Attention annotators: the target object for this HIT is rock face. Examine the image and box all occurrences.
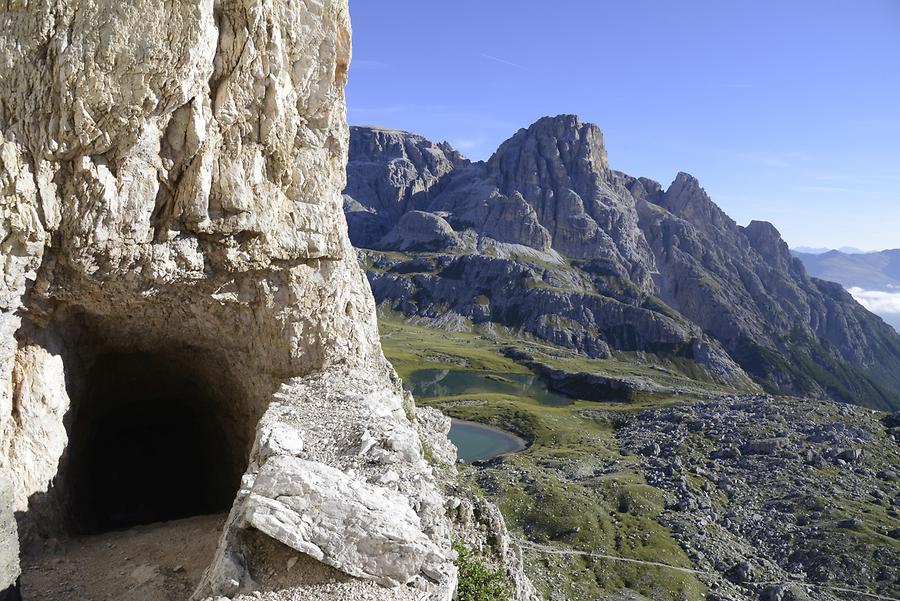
[0,475,18,597]
[344,117,900,410]
[344,126,466,248]
[634,172,900,409]
[379,210,461,252]
[0,2,532,600]
[486,115,654,287]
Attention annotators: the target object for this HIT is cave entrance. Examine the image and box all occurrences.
[66,351,245,534]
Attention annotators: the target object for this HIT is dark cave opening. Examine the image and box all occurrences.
[66,351,243,533]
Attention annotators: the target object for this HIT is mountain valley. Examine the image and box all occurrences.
[342,117,900,599]
[375,313,900,601]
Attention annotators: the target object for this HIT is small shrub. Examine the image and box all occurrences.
[454,542,509,601]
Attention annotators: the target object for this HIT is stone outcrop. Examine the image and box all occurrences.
[0,1,530,600]
[345,126,466,248]
[344,118,900,409]
[196,375,455,599]
[379,210,461,252]
[486,116,655,287]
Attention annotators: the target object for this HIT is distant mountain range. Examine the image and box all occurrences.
[344,115,900,410]
[791,249,900,290]
[793,246,868,255]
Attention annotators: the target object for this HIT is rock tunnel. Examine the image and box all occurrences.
[10,308,263,539]
[10,307,268,597]
[64,351,245,533]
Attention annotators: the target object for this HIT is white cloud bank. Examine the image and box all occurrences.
[848,287,900,315]
[848,288,900,331]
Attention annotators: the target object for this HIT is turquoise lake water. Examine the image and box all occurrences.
[406,369,572,406]
[448,419,526,462]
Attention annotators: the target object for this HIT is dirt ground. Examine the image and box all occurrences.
[19,513,226,601]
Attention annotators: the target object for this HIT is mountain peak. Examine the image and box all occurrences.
[743,220,796,272]
[529,113,587,130]
[348,125,467,166]
[672,171,701,187]
[343,120,900,410]
[487,114,609,200]
[659,172,732,229]
[745,219,781,238]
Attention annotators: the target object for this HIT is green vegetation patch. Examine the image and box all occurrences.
[382,316,711,600]
[454,542,510,601]
[377,314,528,380]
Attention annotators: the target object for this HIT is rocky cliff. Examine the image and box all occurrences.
[344,116,900,410]
[0,1,531,600]
[0,475,18,598]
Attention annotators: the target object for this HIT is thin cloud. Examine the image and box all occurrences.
[349,104,462,116]
[717,83,756,89]
[803,170,900,184]
[736,150,814,169]
[480,53,525,69]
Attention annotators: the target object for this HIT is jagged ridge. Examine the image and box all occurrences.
[343,115,900,410]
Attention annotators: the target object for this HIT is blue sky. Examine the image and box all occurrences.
[347,1,900,251]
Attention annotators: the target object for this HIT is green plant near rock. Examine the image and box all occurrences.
[453,542,510,601]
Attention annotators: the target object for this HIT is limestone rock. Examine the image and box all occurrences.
[640,171,900,408]
[0,1,531,599]
[487,115,654,284]
[245,456,445,586]
[0,474,19,593]
[415,407,458,467]
[345,126,465,247]
[195,373,456,599]
[445,486,539,601]
[344,122,754,388]
[1,0,368,512]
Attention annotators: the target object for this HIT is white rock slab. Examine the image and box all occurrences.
[244,455,445,587]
